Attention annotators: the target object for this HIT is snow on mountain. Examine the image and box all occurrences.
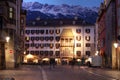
[22,2,99,24]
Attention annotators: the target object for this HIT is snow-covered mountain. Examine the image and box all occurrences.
[22,2,99,24]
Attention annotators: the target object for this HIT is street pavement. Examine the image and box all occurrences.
[0,65,119,80]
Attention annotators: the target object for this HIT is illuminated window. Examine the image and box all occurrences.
[40,44,44,48]
[9,7,13,18]
[49,30,54,34]
[50,44,53,48]
[76,36,81,41]
[56,43,60,49]
[25,36,30,42]
[85,36,90,41]
[56,29,60,34]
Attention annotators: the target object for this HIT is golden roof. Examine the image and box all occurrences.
[60,29,74,37]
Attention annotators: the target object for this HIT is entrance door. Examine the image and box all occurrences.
[0,43,6,69]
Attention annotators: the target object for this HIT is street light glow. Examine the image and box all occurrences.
[6,36,10,42]
[114,42,118,48]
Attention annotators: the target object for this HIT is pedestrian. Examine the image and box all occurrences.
[77,61,81,68]
[49,58,55,69]
[71,58,75,68]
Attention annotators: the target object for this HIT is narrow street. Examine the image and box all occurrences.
[0,65,119,80]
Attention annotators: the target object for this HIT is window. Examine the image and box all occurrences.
[50,44,54,48]
[9,7,14,18]
[40,44,44,48]
[76,43,81,47]
[86,43,90,47]
[40,37,44,41]
[85,36,90,41]
[25,30,30,34]
[86,51,91,56]
[31,43,34,47]
[44,51,48,56]
[76,29,81,34]
[49,51,53,56]
[45,37,49,41]
[31,30,35,34]
[50,36,54,41]
[56,29,60,34]
[76,36,81,41]
[41,30,44,34]
[35,44,39,48]
[46,30,48,34]
[25,36,30,42]
[85,29,90,33]
[40,51,44,55]
[49,30,54,34]
[56,36,60,42]
[36,37,39,41]
[31,37,35,41]
[36,30,39,34]
[55,51,60,56]
[25,44,29,48]
[76,51,81,57]
[21,18,24,24]
[56,43,60,49]
[35,51,39,55]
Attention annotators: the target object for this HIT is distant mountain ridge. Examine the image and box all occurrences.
[22,2,99,25]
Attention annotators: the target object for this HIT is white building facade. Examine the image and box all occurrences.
[24,20,96,64]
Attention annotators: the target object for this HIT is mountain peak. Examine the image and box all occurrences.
[22,2,99,25]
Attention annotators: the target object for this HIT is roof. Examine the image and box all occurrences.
[26,18,94,27]
[60,29,74,37]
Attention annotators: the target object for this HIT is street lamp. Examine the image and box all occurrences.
[114,42,118,48]
[6,36,10,42]
[113,42,120,70]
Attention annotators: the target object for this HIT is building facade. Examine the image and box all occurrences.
[0,0,25,69]
[24,19,96,64]
[97,0,120,69]
[97,2,106,67]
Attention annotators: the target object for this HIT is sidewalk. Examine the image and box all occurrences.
[85,66,120,80]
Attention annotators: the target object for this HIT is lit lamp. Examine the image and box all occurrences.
[6,36,10,42]
[26,53,33,59]
[114,42,118,48]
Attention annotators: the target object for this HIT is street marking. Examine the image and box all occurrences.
[41,69,48,80]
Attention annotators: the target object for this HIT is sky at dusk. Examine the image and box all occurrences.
[23,0,103,7]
